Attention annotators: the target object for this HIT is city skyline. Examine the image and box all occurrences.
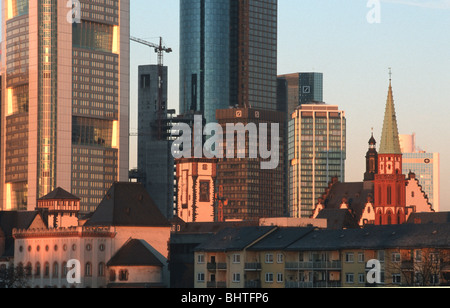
[129,0,450,211]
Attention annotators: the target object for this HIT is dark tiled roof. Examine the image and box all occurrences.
[248,227,314,251]
[0,211,41,258]
[320,182,373,222]
[286,223,450,251]
[107,239,163,267]
[195,226,276,252]
[316,209,360,230]
[84,182,171,228]
[407,212,450,224]
[39,187,80,201]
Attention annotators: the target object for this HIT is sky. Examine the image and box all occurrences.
[130,0,450,210]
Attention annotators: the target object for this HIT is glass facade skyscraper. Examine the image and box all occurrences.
[399,134,440,212]
[289,104,346,218]
[278,72,324,118]
[179,0,278,124]
[1,0,130,213]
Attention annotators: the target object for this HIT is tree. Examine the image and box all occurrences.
[0,263,29,288]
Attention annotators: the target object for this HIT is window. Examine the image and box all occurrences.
[44,262,50,278]
[85,262,92,277]
[98,263,105,277]
[265,254,274,264]
[358,252,365,263]
[346,273,354,284]
[392,274,401,284]
[53,262,59,278]
[197,254,205,264]
[345,253,354,263]
[277,254,284,264]
[232,273,241,283]
[277,273,284,283]
[233,254,241,264]
[119,270,129,281]
[197,272,205,282]
[265,273,274,283]
[358,273,365,284]
[392,253,401,262]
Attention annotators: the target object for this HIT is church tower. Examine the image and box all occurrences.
[364,133,378,182]
[374,71,406,225]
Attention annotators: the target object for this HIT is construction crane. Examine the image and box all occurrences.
[130,36,173,140]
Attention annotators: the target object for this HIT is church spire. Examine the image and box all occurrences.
[379,68,402,155]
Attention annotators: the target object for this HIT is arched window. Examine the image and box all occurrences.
[85,262,92,277]
[98,262,105,277]
[44,262,50,278]
[53,262,59,278]
[62,262,68,277]
[387,210,393,225]
[35,262,41,278]
[25,263,32,277]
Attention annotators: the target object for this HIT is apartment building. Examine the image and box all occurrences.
[194,223,450,288]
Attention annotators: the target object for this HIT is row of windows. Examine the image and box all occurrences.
[16,261,105,279]
[19,243,105,253]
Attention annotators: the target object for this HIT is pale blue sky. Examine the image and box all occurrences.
[130,0,450,210]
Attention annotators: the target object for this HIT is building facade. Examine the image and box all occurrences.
[0,0,130,213]
[288,103,346,218]
[179,0,278,124]
[399,134,440,212]
[278,72,324,117]
[215,107,286,221]
[175,157,217,223]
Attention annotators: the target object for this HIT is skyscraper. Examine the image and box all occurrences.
[136,65,174,219]
[215,107,285,221]
[179,0,278,124]
[1,0,130,213]
[278,72,324,117]
[399,134,440,212]
[289,103,346,218]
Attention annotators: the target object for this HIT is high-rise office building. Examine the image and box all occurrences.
[215,107,285,221]
[179,0,278,124]
[289,103,346,218]
[136,65,175,219]
[399,134,440,212]
[278,72,324,117]
[0,0,130,213]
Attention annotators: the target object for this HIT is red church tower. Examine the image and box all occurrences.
[374,71,406,225]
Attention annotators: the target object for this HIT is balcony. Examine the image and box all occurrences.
[207,263,227,272]
[207,281,227,288]
[286,281,342,288]
[245,280,262,288]
[285,261,342,271]
[245,263,262,271]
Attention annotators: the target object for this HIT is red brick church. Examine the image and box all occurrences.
[313,73,433,227]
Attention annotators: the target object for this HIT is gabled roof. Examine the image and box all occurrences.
[39,187,80,201]
[84,182,171,228]
[0,211,43,258]
[194,226,276,252]
[319,181,373,224]
[107,239,163,267]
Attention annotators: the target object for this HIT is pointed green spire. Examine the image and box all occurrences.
[379,70,402,155]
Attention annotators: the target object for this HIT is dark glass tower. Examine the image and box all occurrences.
[180,0,278,124]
